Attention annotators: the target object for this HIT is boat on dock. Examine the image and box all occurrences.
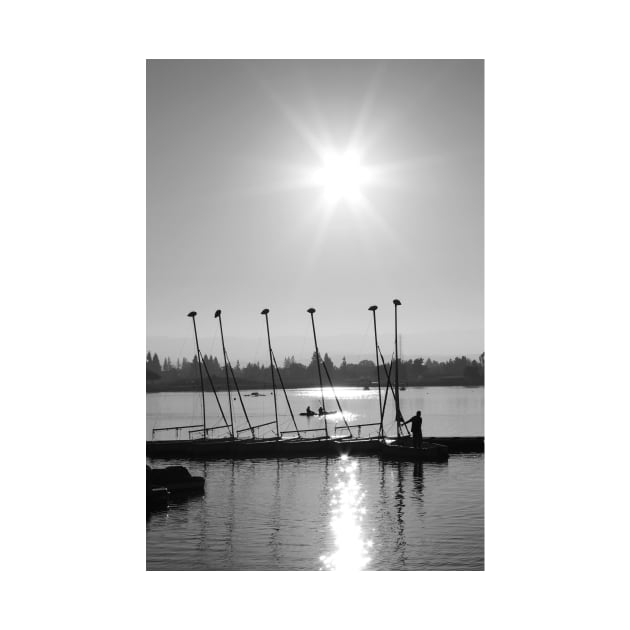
[151,309,302,444]
[368,300,449,462]
[146,435,450,461]
[380,441,449,462]
[394,435,484,453]
[148,435,382,459]
[147,301,460,464]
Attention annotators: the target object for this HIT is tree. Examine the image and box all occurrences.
[356,359,375,380]
[151,352,161,374]
[181,357,190,377]
[146,351,160,380]
[464,364,482,384]
[338,356,348,379]
[207,355,222,375]
[323,353,335,373]
[307,351,319,377]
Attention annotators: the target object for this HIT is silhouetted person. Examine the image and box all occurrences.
[404,411,423,449]
[318,406,324,416]
[306,406,313,415]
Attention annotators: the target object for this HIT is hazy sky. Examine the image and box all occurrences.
[147,60,483,365]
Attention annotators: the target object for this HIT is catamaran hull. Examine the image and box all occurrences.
[380,442,449,462]
[146,437,381,459]
[146,437,448,461]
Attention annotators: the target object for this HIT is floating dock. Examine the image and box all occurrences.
[153,306,484,466]
[146,436,483,462]
[394,436,484,453]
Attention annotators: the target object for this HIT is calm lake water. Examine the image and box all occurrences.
[146,386,484,571]
[147,386,484,440]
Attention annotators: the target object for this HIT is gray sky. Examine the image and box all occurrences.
[147,60,483,365]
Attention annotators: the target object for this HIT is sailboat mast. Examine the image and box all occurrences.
[393,299,402,437]
[368,305,384,437]
[261,309,279,438]
[187,311,207,439]
[307,307,328,439]
[214,309,234,438]
[199,354,231,435]
[270,349,301,437]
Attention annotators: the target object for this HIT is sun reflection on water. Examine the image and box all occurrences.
[320,455,372,570]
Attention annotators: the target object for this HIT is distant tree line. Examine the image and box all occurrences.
[146,350,484,391]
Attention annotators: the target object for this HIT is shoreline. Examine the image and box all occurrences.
[147,379,484,393]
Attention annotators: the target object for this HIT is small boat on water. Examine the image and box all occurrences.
[147,465,205,494]
[299,409,337,416]
[147,484,169,510]
[146,465,204,513]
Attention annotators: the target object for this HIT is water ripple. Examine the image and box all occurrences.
[147,454,484,570]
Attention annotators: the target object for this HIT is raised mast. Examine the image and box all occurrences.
[368,305,384,438]
[393,299,402,437]
[307,307,329,439]
[214,309,234,438]
[261,308,279,439]
[187,311,206,439]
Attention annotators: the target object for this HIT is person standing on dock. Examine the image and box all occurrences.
[405,411,423,449]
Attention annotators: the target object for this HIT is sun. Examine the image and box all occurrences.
[314,149,368,205]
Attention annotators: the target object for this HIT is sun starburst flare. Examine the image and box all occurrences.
[313,149,369,205]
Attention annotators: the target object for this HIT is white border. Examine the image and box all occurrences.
[3,2,629,628]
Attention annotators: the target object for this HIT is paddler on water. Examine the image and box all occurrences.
[404,410,423,449]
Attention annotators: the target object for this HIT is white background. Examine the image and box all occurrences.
[2,1,628,629]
